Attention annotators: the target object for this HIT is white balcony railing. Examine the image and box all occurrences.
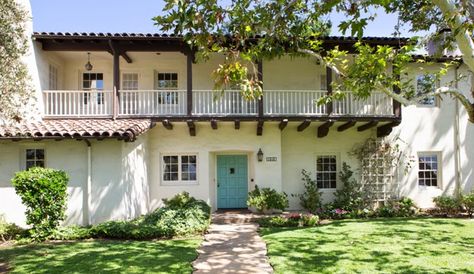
[193,90,258,115]
[42,89,394,118]
[333,92,393,116]
[119,90,187,116]
[43,90,113,117]
[264,90,327,115]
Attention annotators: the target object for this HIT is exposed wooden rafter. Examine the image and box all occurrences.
[211,119,218,130]
[357,121,379,132]
[297,119,311,132]
[317,121,334,138]
[234,120,240,130]
[187,120,196,136]
[121,52,132,63]
[257,120,264,136]
[279,119,288,131]
[376,121,401,137]
[337,120,356,132]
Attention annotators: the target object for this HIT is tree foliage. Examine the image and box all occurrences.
[155,0,474,122]
[0,0,34,124]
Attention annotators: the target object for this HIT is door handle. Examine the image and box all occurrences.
[217,182,220,187]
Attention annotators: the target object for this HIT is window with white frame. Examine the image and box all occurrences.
[416,74,438,106]
[122,73,139,90]
[49,64,58,90]
[316,155,337,189]
[162,154,197,183]
[418,153,439,187]
[156,72,178,104]
[82,72,104,104]
[25,149,45,169]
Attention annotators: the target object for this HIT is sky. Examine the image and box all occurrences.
[30,0,418,38]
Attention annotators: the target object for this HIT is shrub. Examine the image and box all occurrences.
[92,192,211,240]
[461,193,474,217]
[11,167,69,241]
[433,196,461,216]
[0,215,24,242]
[333,163,365,212]
[257,213,319,227]
[294,170,322,214]
[375,197,417,218]
[49,225,93,240]
[247,185,288,212]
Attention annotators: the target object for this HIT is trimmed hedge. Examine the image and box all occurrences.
[257,213,319,227]
[11,167,69,241]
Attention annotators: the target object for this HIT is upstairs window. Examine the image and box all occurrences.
[418,153,439,187]
[122,73,139,90]
[316,155,337,189]
[82,73,104,104]
[26,149,45,169]
[49,64,58,90]
[416,74,438,106]
[156,73,178,104]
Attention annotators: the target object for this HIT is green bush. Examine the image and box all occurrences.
[461,192,474,217]
[11,167,69,241]
[92,192,211,240]
[257,213,319,227]
[433,196,461,216]
[334,163,365,212]
[48,225,93,240]
[247,185,288,212]
[375,197,417,218]
[293,170,322,214]
[0,215,24,242]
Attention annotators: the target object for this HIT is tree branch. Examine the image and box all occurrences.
[297,48,346,77]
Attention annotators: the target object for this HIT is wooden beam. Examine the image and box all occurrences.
[186,51,193,116]
[317,121,334,138]
[297,119,311,132]
[121,52,132,63]
[211,119,218,130]
[257,61,263,119]
[376,121,401,138]
[357,121,379,132]
[162,119,173,130]
[337,120,356,132]
[392,65,402,119]
[109,40,120,119]
[187,120,196,136]
[279,119,288,131]
[257,120,264,136]
[234,120,240,130]
[326,66,333,115]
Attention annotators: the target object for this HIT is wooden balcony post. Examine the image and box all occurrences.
[326,66,333,115]
[186,50,193,116]
[258,60,263,118]
[109,40,120,119]
[393,65,402,118]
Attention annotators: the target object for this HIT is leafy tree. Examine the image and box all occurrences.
[155,0,474,122]
[0,0,34,124]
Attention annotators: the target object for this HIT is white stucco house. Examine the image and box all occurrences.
[1,1,473,226]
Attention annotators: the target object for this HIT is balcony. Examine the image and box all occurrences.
[43,89,395,118]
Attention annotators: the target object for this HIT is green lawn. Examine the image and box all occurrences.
[0,238,201,274]
[260,218,474,274]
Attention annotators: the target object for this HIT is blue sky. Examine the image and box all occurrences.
[30,0,416,37]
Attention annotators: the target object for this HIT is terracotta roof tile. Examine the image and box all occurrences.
[0,119,154,142]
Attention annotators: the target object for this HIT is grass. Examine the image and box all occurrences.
[0,237,202,274]
[260,218,474,274]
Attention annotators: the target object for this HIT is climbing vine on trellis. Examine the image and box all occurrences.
[350,138,413,203]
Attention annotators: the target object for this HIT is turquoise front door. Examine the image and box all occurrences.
[217,155,248,209]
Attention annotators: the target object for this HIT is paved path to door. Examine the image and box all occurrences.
[192,211,273,274]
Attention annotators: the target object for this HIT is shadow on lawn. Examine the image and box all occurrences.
[260,218,474,274]
[0,239,199,274]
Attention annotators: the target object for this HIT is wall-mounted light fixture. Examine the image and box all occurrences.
[85,52,93,71]
[257,148,264,162]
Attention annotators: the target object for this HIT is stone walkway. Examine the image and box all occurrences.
[192,211,273,273]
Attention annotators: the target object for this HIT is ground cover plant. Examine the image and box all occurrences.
[0,238,201,274]
[247,186,288,213]
[260,218,474,274]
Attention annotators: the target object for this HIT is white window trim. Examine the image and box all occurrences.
[314,152,340,191]
[20,146,46,170]
[415,74,440,108]
[417,151,442,189]
[121,72,140,90]
[49,64,58,90]
[160,153,199,186]
[155,71,179,90]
